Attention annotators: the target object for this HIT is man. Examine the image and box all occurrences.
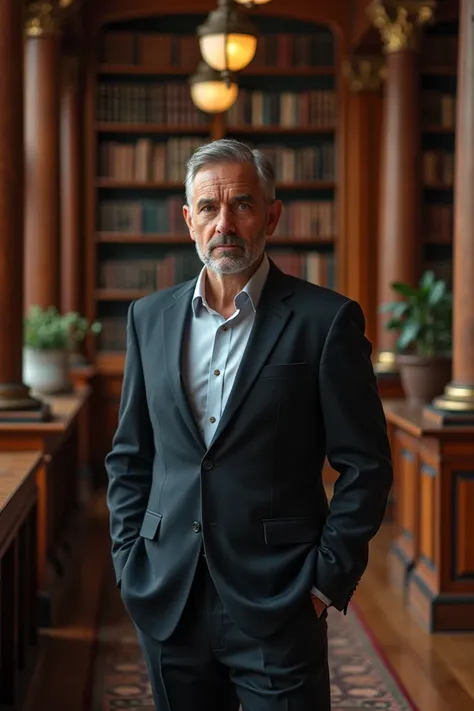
[106,138,393,711]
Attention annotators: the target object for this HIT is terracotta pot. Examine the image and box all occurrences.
[397,353,452,407]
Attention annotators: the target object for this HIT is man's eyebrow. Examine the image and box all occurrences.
[230,193,255,203]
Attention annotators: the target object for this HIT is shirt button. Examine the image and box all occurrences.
[209,416,216,423]
[214,369,220,376]
[192,521,201,533]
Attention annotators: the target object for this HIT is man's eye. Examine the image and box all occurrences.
[238,203,250,210]
[202,205,214,212]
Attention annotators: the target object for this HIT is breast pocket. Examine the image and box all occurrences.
[259,362,311,379]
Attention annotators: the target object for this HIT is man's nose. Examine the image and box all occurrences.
[216,206,236,234]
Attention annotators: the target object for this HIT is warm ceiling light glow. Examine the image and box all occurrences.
[200,33,257,73]
[234,0,273,5]
[189,62,239,114]
[197,0,258,73]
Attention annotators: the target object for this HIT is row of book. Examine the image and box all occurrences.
[99,253,202,291]
[100,31,335,69]
[98,199,336,238]
[99,198,187,234]
[422,92,456,129]
[424,204,452,244]
[97,137,336,183]
[255,143,335,182]
[98,137,206,182]
[226,90,336,128]
[97,83,209,125]
[423,151,454,187]
[98,249,335,293]
[272,201,336,239]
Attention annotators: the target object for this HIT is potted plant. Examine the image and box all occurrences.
[23,306,101,395]
[66,311,102,367]
[379,270,453,406]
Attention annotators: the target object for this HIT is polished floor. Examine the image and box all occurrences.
[22,494,474,711]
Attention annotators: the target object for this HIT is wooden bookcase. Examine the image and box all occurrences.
[420,19,458,287]
[84,11,342,482]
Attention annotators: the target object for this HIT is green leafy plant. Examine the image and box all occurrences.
[24,306,102,350]
[379,271,452,357]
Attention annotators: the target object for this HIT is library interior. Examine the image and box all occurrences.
[1,0,474,708]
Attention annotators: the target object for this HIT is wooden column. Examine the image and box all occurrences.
[25,1,61,311]
[0,0,42,412]
[342,56,385,348]
[368,0,433,379]
[431,0,474,419]
[60,55,82,316]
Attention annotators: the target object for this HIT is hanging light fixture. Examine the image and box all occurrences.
[189,61,239,114]
[197,0,258,75]
[234,0,272,5]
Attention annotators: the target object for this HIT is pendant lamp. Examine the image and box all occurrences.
[189,61,239,114]
[197,0,258,74]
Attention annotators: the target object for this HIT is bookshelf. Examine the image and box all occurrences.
[86,12,340,371]
[421,19,458,288]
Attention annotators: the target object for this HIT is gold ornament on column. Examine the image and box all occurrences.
[25,1,61,37]
[342,56,387,93]
[367,0,436,52]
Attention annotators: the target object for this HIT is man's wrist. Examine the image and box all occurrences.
[310,586,331,607]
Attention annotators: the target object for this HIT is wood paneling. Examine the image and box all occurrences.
[0,451,42,709]
[385,400,474,632]
[0,392,90,627]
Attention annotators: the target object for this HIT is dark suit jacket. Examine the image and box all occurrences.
[105,259,393,642]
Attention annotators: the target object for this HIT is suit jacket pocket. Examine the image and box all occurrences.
[140,510,162,540]
[259,362,311,379]
[262,517,319,544]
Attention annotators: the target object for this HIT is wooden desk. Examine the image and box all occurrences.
[0,391,90,627]
[384,400,474,632]
[0,452,42,709]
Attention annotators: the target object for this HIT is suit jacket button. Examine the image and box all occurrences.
[202,460,213,470]
[192,521,201,533]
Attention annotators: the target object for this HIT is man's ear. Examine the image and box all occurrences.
[266,199,283,237]
[182,204,195,241]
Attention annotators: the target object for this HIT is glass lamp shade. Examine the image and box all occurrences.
[189,62,239,114]
[197,0,259,73]
[199,32,257,73]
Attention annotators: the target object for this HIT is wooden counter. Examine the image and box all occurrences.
[384,400,474,632]
[0,391,90,626]
[0,451,42,709]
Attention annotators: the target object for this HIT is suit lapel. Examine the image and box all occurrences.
[162,280,205,450]
[209,262,293,449]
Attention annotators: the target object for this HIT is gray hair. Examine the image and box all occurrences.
[184,138,276,210]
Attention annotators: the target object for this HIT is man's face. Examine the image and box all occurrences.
[183,161,282,275]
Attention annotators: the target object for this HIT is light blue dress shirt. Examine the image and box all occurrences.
[181,253,331,608]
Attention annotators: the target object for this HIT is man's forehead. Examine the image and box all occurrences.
[193,164,261,197]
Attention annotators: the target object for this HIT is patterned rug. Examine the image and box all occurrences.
[91,564,416,711]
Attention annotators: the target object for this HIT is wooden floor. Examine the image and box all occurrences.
[22,493,474,711]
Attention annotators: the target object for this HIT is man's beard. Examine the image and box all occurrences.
[195,231,266,275]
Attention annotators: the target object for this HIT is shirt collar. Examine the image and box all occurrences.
[192,253,270,316]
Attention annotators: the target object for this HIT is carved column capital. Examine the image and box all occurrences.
[343,56,387,93]
[25,1,61,38]
[367,0,436,53]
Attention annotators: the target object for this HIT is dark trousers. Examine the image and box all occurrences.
[135,554,331,711]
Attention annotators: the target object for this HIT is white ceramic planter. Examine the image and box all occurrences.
[23,347,70,394]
